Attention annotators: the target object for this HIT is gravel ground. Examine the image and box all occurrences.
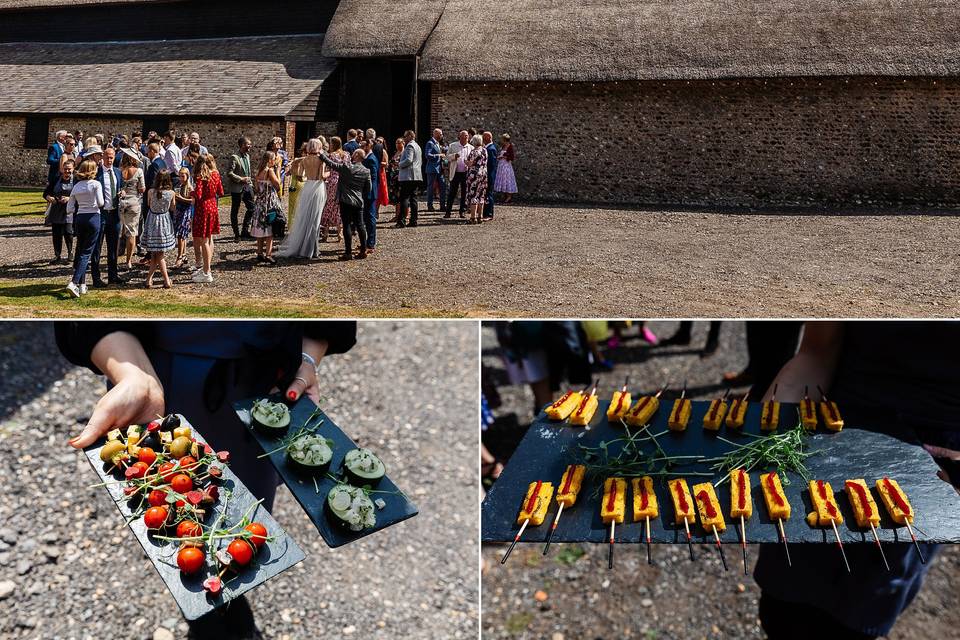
[0,321,478,640]
[480,321,960,640]
[1,204,958,317]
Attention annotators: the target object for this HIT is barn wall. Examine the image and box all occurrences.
[0,116,285,186]
[430,77,960,208]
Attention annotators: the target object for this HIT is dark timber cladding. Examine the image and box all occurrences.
[0,0,338,42]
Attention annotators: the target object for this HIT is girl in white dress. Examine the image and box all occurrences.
[278,137,329,259]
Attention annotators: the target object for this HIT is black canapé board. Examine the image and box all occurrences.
[481,399,960,545]
[233,395,418,548]
[83,415,306,621]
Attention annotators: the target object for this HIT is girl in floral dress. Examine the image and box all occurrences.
[142,170,176,289]
[320,137,348,242]
[172,166,194,269]
[494,134,518,203]
[251,151,284,264]
[465,134,488,224]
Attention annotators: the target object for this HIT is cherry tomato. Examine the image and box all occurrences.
[147,489,167,507]
[170,474,193,494]
[178,456,197,471]
[177,547,205,575]
[244,523,268,549]
[138,447,157,465]
[227,539,254,566]
[177,520,202,539]
[143,506,168,530]
[158,462,177,482]
[125,462,149,480]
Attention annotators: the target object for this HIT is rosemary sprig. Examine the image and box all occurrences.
[703,421,817,487]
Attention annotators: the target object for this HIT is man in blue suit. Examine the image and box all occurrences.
[424,128,447,212]
[361,141,380,253]
[93,147,123,286]
[342,129,359,154]
[46,130,67,186]
[482,131,498,220]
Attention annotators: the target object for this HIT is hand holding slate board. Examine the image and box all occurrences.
[481,399,960,546]
[82,415,305,621]
[233,394,418,547]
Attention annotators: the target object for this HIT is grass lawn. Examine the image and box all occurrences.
[0,187,45,218]
[0,278,465,318]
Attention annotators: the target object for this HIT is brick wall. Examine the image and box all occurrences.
[431,77,960,208]
[0,116,286,187]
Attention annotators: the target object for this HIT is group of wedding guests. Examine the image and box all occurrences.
[41,125,519,298]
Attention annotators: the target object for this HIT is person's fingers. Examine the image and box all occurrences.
[70,402,116,449]
[923,444,960,460]
[285,376,308,402]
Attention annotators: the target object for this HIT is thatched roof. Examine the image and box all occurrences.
[321,0,447,58]
[0,35,336,118]
[419,0,960,81]
[0,0,173,9]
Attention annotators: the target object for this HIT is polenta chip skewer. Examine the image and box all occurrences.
[542,464,585,556]
[809,480,850,573]
[800,386,818,431]
[632,476,659,565]
[703,388,730,431]
[724,391,749,430]
[844,479,889,571]
[625,384,666,427]
[502,480,553,565]
[694,482,728,571]
[760,472,792,567]
[668,381,692,431]
[876,477,925,564]
[760,384,780,431]
[569,380,599,426]
[669,478,696,562]
[816,385,844,432]
[607,376,632,421]
[601,478,626,569]
[730,468,753,575]
[545,387,585,421]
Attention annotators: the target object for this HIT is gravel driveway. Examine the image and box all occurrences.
[480,321,960,640]
[0,321,478,640]
[1,204,957,317]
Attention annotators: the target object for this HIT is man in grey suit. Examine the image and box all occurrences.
[396,129,423,228]
[227,137,255,241]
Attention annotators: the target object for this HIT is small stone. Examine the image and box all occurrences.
[534,590,548,602]
[343,625,356,635]
[0,580,15,600]
[736,583,746,593]
[153,627,174,640]
[641,598,653,607]
[15,560,31,575]
[0,528,15,545]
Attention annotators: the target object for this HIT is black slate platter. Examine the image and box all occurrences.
[232,395,418,548]
[83,415,306,621]
[481,399,960,545]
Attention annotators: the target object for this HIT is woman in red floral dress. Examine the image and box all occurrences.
[190,154,224,283]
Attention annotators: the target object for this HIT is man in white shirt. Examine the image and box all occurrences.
[444,130,471,218]
[162,131,182,180]
[189,131,208,156]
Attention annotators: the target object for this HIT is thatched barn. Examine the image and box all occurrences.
[0,0,340,186]
[325,0,960,208]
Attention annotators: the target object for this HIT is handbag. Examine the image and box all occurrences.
[268,208,287,238]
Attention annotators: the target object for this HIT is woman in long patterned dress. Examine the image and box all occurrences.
[320,136,348,242]
[172,167,194,269]
[277,137,328,260]
[465,134,488,224]
[494,133,518,203]
[190,154,223,283]
[251,151,284,264]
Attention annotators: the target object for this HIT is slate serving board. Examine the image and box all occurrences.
[233,395,418,548]
[481,399,960,545]
[83,415,306,621]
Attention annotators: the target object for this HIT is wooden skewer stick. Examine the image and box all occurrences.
[830,519,851,573]
[683,518,695,562]
[816,385,828,401]
[777,519,792,567]
[869,522,890,572]
[645,515,652,565]
[771,383,778,400]
[712,525,728,571]
[501,518,529,565]
[621,375,630,394]
[904,520,926,565]
[740,514,748,576]
[541,502,564,556]
[608,520,616,570]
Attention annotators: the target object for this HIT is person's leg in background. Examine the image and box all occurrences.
[408,181,419,226]
[51,223,65,262]
[700,320,722,358]
[661,321,693,346]
[364,193,377,251]
[69,212,101,290]
[230,191,242,240]
[102,210,121,284]
[90,215,106,287]
[241,188,256,239]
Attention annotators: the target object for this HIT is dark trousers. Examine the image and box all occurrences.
[425,172,446,210]
[398,180,419,225]
[484,168,497,218]
[758,594,876,640]
[744,321,803,400]
[446,171,467,214]
[341,202,367,258]
[71,211,101,285]
[93,208,121,284]
[51,223,74,259]
[231,189,255,239]
[364,189,377,248]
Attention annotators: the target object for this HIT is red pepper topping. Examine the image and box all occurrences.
[673,482,690,514]
[638,479,650,511]
[524,480,543,514]
[825,401,840,422]
[671,399,684,423]
[765,473,785,507]
[736,470,747,511]
[882,478,912,517]
[817,480,838,518]
[612,393,627,416]
[845,481,873,519]
[574,393,591,417]
[802,399,814,417]
[729,398,741,420]
[550,392,573,409]
[696,490,718,519]
[606,480,618,512]
[561,465,576,495]
[631,396,652,417]
[708,399,722,421]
